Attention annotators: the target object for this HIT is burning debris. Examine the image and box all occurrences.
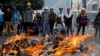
[0,33,94,56]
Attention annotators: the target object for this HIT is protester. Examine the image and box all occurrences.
[53,17,66,36]
[4,8,12,36]
[49,7,56,35]
[12,7,20,35]
[33,17,39,34]
[0,9,4,35]
[64,8,73,36]
[35,13,42,33]
[94,12,100,37]
[24,7,33,32]
[76,8,89,35]
[58,8,64,23]
[53,8,66,36]
[20,11,25,33]
[41,7,50,36]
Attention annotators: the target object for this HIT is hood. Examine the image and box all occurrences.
[65,9,72,18]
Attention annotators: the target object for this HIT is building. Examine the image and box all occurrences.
[44,0,72,13]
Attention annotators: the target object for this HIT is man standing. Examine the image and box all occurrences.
[49,7,56,35]
[94,12,100,37]
[4,8,12,36]
[42,7,50,36]
[12,7,20,35]
[64,8,73,36]
[0,9,4,35]
[24,7,33,32]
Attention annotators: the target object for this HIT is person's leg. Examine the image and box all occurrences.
[17,23,20,34]
[82,25,86,35]
[66,26,70,36]
[69,25,73,36]
[5,22,9,35]
[0,22,3,35]
[95,26,98,37]
[24,22,28,32]
[99,25,100,36]
[49,24,52,34]
[76,24,81,35]
[47,23,51,35]
[8,22,11,35]
[42,23,46,36]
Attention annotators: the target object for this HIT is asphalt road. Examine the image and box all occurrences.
[0,25,100,56]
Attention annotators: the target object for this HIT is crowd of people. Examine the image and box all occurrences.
[0,6,100,37]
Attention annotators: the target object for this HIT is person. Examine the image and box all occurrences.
[64,8,73,36]
[76,8,89,35]
[53,17,66,36]
[53,8,66,36]
[0,9,4,35]
[49,7,56,35]
[94,12,100,37]
[4,8,12,36]
[20,11,25,33]
[35,13,42,33]
[33,16,39,35]
[58,8,64,24]
[12,7,20,35]
[41,7,50,36]
[24,7,33,32]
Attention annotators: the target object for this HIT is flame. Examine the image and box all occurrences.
[22,43,44,56]
[54,34,92,56]
[0,33,93,56]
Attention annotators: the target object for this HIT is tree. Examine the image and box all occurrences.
[0,0,44,11]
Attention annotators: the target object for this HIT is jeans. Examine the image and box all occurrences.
[0,22,4,33]
[77,24,86,35]
[94,25,100,37]
[50,23,54,35]
[42,23,50,36]
[66,25,73,36]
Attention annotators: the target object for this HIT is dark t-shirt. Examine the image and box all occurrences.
[4,12,12,21]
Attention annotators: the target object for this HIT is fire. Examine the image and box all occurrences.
[54,34,92,56]
[22,43,44,56]
[0,33,93,56]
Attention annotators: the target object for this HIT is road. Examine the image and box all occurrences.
[0,25,100,56]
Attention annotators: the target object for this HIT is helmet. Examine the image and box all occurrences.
[44,7,49,10]
[50,7,53,9]
[81,8,86,11]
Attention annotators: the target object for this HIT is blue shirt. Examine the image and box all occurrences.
[12,11,20,24]
[0,14,4,22]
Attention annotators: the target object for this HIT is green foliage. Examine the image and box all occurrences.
[0,0,44,11]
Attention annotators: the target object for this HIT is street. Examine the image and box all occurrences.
[0,25,100,56]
